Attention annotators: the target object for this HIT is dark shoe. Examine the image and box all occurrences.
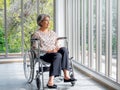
[64,78,77,82]
[47,84,57,89]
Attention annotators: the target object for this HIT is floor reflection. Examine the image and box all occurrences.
[0,62,111,90]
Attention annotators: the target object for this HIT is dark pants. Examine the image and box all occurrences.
[41,47,69,77]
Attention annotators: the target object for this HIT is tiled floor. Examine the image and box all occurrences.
[0,62,113,90]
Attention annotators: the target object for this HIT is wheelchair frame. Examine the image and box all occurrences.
[23,35,75,90]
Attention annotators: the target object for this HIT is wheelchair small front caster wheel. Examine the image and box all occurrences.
[71,81,75,86]
[36,77,41,89]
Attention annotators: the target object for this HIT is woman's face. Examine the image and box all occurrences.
[40,16,50,28]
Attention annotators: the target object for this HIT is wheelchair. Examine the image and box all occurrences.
[23,34,76,90]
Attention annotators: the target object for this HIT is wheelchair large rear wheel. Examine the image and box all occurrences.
[23,50,35,83]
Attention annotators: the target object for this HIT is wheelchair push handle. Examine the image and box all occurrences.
[31,38,39,41]
[57,37,67,40]
[31,37,67,41]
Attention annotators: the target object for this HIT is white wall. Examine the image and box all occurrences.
[55,0,65,37]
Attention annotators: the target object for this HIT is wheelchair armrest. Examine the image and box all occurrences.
[31,38,39,41]
[57,37,67,40]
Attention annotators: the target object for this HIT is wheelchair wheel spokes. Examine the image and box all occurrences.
[23,50,34,83]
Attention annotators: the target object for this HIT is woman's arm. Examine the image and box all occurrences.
[46,39,60,53]
[31,32,40,50]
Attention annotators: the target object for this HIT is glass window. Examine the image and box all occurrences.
[1,0,54,57]
[7,0,21,54]
[111,0,117,80]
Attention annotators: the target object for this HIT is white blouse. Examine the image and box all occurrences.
[32,30,59,51]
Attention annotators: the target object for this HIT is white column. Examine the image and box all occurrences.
[55,0,65,37]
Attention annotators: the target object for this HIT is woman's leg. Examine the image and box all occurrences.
[63,69,70,80]
[41,53,62,85]
[48,76,54,86]
[58,47,77,82]
[58,47,70,79]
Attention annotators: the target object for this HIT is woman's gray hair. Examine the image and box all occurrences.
[37,14,50,26]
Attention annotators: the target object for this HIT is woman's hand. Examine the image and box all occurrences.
[47,48,60,53]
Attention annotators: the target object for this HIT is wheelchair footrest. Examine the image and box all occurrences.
[39,66,50,72]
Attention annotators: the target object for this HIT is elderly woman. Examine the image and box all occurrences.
[32,14,76,89]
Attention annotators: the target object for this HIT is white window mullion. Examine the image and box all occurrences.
[37,0,39,16]
[75,0,78,61]
[90,0,93,68]
[88,0,91,68]
[96,0,99,72]
[72,0,75,59]
[83,0,86,65]
[66,0,69,49]
[64,0,67,37]
[21,0,24,56]
[108,0,112,77]
[105,0,109,77]
[73,0,77,60]
[81,0,84,64]
[68,0,73,56]
[4,0,8,57]
[77,0,80,60]
[117,0,120,83]
[65,0,69,51]
[99,0,102,72]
